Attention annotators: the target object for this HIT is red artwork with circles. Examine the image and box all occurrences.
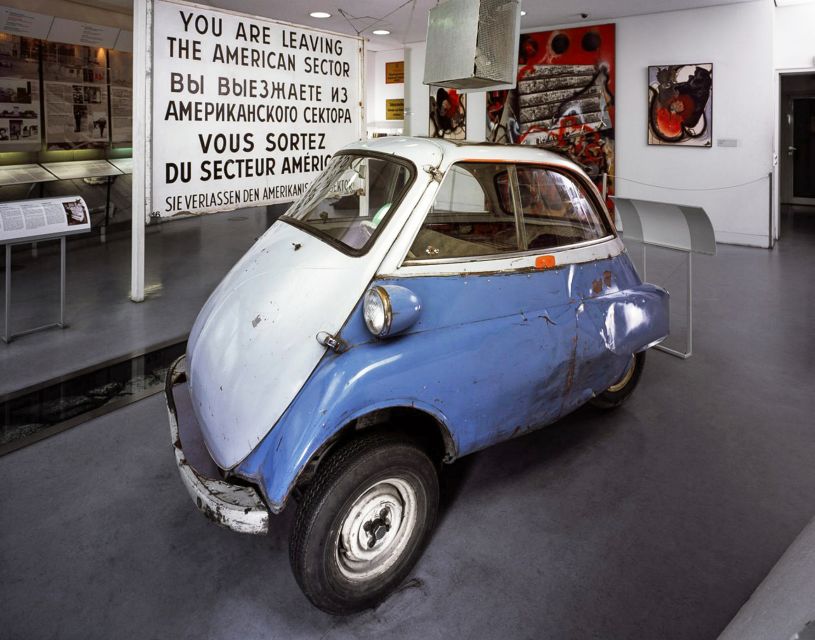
[487,24,616,211]
[648,64,713,147]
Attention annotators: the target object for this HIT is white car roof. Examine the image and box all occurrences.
[341,136,584,174]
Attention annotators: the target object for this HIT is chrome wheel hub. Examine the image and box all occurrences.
[336,477,417,582]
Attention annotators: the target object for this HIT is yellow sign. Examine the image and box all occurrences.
[385,99,404,120]
[385,61,404,84]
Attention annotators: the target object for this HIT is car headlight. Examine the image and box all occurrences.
[362,284,422,339]
[363,286,391,337]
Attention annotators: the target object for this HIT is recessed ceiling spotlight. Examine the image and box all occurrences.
[309,11,331,18]
[520,10,526,16]
[372,29,390,35]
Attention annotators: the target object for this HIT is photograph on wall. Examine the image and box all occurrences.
[42,42,107,84]
[647,63,712,147]
[0,33,40,78]
[486,24,616,209]
[429,86,466,140]
[44,82,109,148]
[42,42,109,149]
[0,34,41,150]
[108,49,132,145]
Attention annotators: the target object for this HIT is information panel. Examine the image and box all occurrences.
[0,164,57,186]
[0,7,53,39]
[109,50,133,145]
[43,43,109,150]
[151,0,363,218]
[0,35,42,152]
[41,160,122,180]
[0,196,90,244]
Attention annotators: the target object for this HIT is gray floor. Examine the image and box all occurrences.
[1,208,814,639]
[0,206,279,396]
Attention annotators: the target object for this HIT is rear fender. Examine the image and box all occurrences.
[579,283,670,355]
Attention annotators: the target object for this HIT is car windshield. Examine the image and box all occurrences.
[282,154,413,253]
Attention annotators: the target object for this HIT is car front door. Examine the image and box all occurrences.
[376,161,581,456]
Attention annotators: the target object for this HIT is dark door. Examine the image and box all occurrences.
[792,98,815,203]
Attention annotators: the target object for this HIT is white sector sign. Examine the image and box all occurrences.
[152,0,362,218]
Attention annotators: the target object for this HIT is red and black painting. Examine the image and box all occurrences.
[647,64,712,146]
[486,24,616,209]
[430,86,466,140]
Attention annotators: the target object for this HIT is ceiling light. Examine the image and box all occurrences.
[521,10,526,16]
[309,11,331,18]
[372,29,390,35]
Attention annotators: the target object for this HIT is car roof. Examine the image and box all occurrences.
[341,136,583,174]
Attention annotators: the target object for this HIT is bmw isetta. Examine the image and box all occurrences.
[166,137,669,614]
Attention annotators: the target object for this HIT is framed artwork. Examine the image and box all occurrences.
[429,86,466,139]
[647,64,712,146]
[486,24,616,210]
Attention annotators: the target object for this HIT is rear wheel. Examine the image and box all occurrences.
[289,431,439,615]
[590,351,647,409]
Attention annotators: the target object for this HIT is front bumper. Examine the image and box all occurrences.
[166,356,269,535]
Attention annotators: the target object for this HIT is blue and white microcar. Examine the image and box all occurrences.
[167,137,669,614]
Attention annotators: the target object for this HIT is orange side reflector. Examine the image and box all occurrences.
[535,255,556,270]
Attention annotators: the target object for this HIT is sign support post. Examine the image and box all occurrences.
[3,236,67,343]
[131,0,152,302]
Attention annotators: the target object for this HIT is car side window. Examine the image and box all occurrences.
[407,163,519,260]
[514,166,612,250]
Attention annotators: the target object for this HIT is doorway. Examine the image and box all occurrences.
[778,72,815,239]
[779,74,815,207]
[788,97,815,203]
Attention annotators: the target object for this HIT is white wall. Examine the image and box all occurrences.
[774,2,815,71]
[366,48,405,131]
[771,2,815,240]
[613,1,775,247]
[404,42,427,136]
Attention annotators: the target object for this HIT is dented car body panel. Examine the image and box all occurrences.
[170,137,669,525]
[234,253,668,512]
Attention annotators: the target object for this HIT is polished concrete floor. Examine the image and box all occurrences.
[1,208,814,639]
[0,206,281,396]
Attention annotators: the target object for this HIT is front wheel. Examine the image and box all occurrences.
[590,351,647,409]
[289,431,439,615]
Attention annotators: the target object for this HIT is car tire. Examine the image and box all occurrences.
[590,351,647,409]
[289,430,439,615]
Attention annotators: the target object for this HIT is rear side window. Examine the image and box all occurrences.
[514,166,611,250]
[407,163,519,260]
[407,162,612,262]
